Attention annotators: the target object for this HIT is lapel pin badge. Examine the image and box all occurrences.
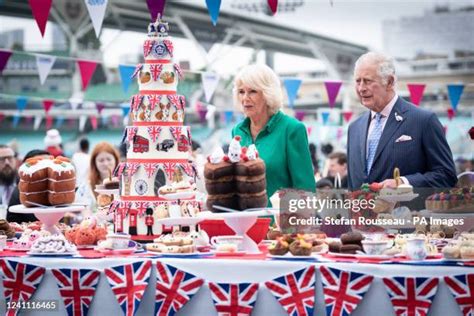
[395,112,403,122]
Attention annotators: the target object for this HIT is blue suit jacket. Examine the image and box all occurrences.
[347,97,457,190]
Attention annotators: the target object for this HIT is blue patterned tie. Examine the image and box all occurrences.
[366,113,383,175]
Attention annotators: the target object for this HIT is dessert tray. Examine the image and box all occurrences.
[27,251,78,257]
[267,253,318,260]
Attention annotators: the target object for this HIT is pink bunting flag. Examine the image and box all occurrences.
[46,115,53,129]
[198,108,207,124]
[324,81,343,108]
[28,0,52,37]
[342,111,353,123]
[90,116,98,130]
[447,108,455,120]
[295,111,305,121]
[267,0,278,15]
[307,126,312,136]
[407,83,426,106]
[146,0,167,21]
[96,103,105,115]
[0,50,12,73]
[77,60,98,91]
[43,99,54,114]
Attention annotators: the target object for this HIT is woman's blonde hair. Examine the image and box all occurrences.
[89,142,120,197]
[233,64,283,115]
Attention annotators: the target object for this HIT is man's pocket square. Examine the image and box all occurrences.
[395,135,412,143]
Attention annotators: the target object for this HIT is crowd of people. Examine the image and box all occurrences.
[0,51,471,223]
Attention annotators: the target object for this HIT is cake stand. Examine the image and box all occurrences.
[155,217,205,232]
[9,204,85,235]
[201,209,278,254]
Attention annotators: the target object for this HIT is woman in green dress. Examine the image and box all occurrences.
[231,64,316,200]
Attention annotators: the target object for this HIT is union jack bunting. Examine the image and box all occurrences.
[319,266,374,316]
[127,163,140,177]
[383,276,439,316]
[173,64,183,79]
[51,268,101,316]
[178,95,186,109]
[150,64,163,81]
[127,127,138,143]
[104,261,152,316]
[163,40,174,57]
[167,95,180,108]
[131,64,143,79]
[143,40,154,57]
[131,95,144,112]
[180,163,194,178]
[209,282,259,316]
[163,162,177,178]
[134,201,149,216]
[109,200,120,213]
[144,163,157,178]
[265,265,316,316]
[147,126,162,142]
[169,127,182,141]
[148,95,161,111]
[444,274,474,316]
[0,259,46,316]
[155,262,204,316]
[117,201,131,217]
[114,162,127,177]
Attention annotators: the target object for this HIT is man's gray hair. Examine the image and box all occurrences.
[354,52,397,86]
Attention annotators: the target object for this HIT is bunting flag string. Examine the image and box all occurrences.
[104,261,152,316]
[265,266,316,316]
[134,201,149,216]
[144,163,158,178]
[209,282,259,316]
[131,64,143,79]
[320,266,374,316]
[173,64,184,79]
[51,268,101,316]
[150,64,163,81]
[127,162,140,177]
[127,127,139,143]
[444,274,474,316]
[147,126,162,142]
[163,162,177,178]
[143,40,154,58]
[169,126,182,141]
[0,259,46,316]
[155,262,204,316]
[407,83,426,106]
[163,40,174,57]
[382,276,439,316]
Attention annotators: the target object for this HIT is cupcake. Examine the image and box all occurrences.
[268,238,289,256]
[289,239,312,256]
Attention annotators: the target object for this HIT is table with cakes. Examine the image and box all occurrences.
[1,17,473,316]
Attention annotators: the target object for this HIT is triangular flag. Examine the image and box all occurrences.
[12,114,21,128]
[447,108,455,120]
[0,259,46,316]
[52,268,101,316]
[295,110,305,121]
[69,98,81,111]
[324,81,342,108]
[155,262,204,316]
[209,282,259,316]
[16,97,28,113]
[205,0,222,26]
[28,0,53,37]
[224,110,233,124]
[84,0,109,38]
[198,108,207,124]
[43,99,54,114]
[265,266,316,316]
[407,83,425,106]
[90,116,98,130]
[383,276,439,316]
[307,126,312,136]
[96,103,105,115]
[283,78,302,108]
[444,274,474,316]
[447,84,464,112]
[321,111,330,125]
[146,0,167,21]
[45,115,53,129]
[55,116,65,128]
[320,266,374,316]
[79,115,87,132]
[34,115,42,130]
[267,0,278,15]
[201,72,220,103]
[342,111,353,123]
[119,64,136,93]
[121,103,130,117]
[35,54,56,85]
[0,50,12,73]
[104,261,152,316]
[77,60,98,91]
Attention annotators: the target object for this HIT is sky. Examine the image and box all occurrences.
[0,0,472,75]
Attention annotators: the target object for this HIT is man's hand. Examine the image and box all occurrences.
[380,179,398,188]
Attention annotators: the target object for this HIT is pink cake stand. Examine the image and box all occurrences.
[9,204,85,235]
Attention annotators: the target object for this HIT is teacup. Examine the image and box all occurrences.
[0,235,7,251]
[211,236,243,250]
[100,233,137,250]
[405,237,428,260]
[362,240,392,255]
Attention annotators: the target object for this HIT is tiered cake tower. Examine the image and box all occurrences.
[111,17,200,240]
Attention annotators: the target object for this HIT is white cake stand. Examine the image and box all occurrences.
[201,209,278,254]
[9,204,85,235]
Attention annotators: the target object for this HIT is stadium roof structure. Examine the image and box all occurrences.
[0,0,367,79]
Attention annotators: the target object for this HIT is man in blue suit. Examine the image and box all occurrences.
[347,52,457,190]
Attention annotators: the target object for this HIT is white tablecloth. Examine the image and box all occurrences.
[0,257,471,316]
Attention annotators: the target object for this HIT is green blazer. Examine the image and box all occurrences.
[232,111,316,200]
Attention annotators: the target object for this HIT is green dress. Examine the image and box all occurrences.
[232,111,316,201]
